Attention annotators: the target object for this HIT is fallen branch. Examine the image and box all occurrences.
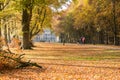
[0,54,42,69]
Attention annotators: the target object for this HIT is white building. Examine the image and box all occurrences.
[34,28,59,42]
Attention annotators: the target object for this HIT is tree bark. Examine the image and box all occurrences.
[8,25,11,43]
[22,9,31,49]
[4,24,8,44]
[22,0,33,49]
[112,0,119,45]
[0,20,1,37]
[0,2,3,37]
[98,31,104,44]
[0,0,10,37]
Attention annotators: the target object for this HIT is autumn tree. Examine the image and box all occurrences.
[11,0,69,49]
[29,2,53,46]
[0,0,42,69]
[54,0,120,45]
[0,0,14,50]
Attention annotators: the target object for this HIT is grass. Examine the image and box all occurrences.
[24,42,120,61]
[64,50,120,61]
[64,55,120,61]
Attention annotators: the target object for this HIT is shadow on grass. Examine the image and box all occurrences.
[39,62,120,70]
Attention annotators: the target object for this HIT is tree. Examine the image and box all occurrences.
[0,0,11,36]
[94,0,120,45]
[54,0,120,45]
[112,0,119,45]
[21,0,33,49]
[29,3,53,46]
[73,1,97,43]
[0,0,43,70]
[0,0,16,51]
[13,0,69,49]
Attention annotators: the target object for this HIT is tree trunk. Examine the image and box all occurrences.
[0,2,4,50]
[22,9,31,49]
[0,20,1,37]
[22,0,33,49]
[106,32,109,45]
[4,24,8,44]
[112,0,119,45]
[99,31,104,44]
[0,2,2,37]
[8,26,11,43]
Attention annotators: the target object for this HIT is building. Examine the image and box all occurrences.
[34,28,59,42]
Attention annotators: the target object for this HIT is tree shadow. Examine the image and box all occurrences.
[39,62,120,70]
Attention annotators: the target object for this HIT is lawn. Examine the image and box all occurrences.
[24,42,120,61]
[1,42,120,80]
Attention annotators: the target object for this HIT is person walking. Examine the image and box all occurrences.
[82,37,85,44]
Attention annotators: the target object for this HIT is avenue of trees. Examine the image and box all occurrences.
[0,0,119,70]
[0,0,70,50]
[0,0,119,51]
[0,0,71,70]
[54,0,120,45]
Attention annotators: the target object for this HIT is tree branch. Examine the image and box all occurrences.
[1,0,10,10]
[32,29,40,37]
[0,54,42,69]
[40,8,46,28]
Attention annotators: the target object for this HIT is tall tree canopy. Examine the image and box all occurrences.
[54,0,120,45]
[0,0,68,49]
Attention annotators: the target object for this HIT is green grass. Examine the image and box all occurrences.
[26,51,120,61]
[64,55,120,61]
[63,50,120,61]
[24,43,120,61]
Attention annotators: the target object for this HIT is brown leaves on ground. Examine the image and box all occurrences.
[0,52,20,70]
[0,42,120,80]
[0,60,120,80]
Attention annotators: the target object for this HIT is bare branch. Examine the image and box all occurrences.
[0,54,42,69]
